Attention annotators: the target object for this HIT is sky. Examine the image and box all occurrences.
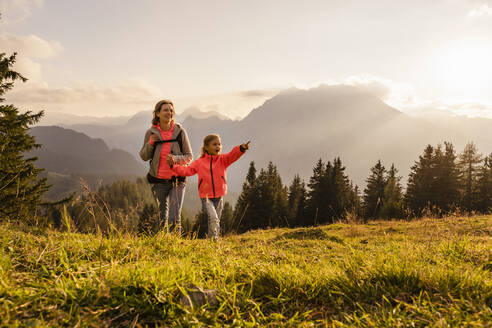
[1,0,492,119]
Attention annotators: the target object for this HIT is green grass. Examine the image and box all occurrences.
[0,216,491,327]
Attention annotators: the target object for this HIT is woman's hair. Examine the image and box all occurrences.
[152,99,175,125]
[201,134,220,157]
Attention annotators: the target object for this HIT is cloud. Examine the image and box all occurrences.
[0,0,43,24]
[335,76,492,119]
[0,33,63,59]
[400,99,492,120]
[297,75,418,108]
[467,3,492,18]
[238,89,275,98]
[437,101,492,118]
[0,33,63,81]
[343,76,392,100]
[7,80,162,104]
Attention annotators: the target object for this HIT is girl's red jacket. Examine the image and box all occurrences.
[171,145,246,198]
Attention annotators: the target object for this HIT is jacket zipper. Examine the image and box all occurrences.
[210,156,216,198]
[198,178,203,189]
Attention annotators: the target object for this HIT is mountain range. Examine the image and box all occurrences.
[27,126,146,200]
[29,126,146,175]
[37,85,492,192]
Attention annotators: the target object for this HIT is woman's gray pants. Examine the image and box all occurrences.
[151,181,185,233]
[201,197,223,240]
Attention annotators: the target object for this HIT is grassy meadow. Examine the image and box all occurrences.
[0,216,491,327]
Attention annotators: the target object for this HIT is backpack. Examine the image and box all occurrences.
[147,129,185,184]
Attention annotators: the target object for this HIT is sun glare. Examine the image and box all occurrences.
[435,41,492,101]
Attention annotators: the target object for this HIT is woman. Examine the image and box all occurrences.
[139,99,192,234]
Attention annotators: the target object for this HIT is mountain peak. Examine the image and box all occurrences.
[243,84,401,125]
[180,106,231,121]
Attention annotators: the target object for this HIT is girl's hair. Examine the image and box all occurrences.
[201,134,220,157]
[152,99,175,125]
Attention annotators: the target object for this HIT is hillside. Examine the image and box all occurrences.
[29,126,146,175]
[0,216,490,326]
[27,126,146,200]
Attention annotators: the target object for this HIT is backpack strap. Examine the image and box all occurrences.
[153,138,178,145]
[149,130,183,166]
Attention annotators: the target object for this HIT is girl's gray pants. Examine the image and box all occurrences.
[201,197,223,240]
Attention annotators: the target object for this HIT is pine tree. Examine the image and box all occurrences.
[254,162,288,228]
[405,145,435,215]
[380,164,403,219]
[458,142,482,215]
[404,142,460,216]
[474,154,492,213]
[287,174,304,227]
[234,161,259,232]
[306,159,326,226]
[305,157,355,224]
[433,142,460,213]
[295,181,308,226]
[268,162,289,227]
[330,157,352,221]
[220,201,234,235]
[363,160,386,219]
[319,160,334,223]
[347,183,362,221]
[0,53,51,221]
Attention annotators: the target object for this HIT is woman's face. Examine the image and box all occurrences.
[205,137,222,155]
[157,103,174,123]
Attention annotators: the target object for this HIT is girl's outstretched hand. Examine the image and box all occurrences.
[241,141,251,150]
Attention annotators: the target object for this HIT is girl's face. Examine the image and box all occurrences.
[157,103,174,123]
[205,137,222,155]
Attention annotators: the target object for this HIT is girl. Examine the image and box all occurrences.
[170,134,250,240]
[139,99,193,234]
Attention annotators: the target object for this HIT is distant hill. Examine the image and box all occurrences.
[29,126,146,175]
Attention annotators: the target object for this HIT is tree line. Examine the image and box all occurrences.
[230,140,492,232]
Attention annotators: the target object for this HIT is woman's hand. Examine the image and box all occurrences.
[166,154,174,166]
[149,134,159,146]
[150,134,159,143]
[241,141,251,150]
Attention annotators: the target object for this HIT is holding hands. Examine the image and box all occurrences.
[166,154,174,166]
